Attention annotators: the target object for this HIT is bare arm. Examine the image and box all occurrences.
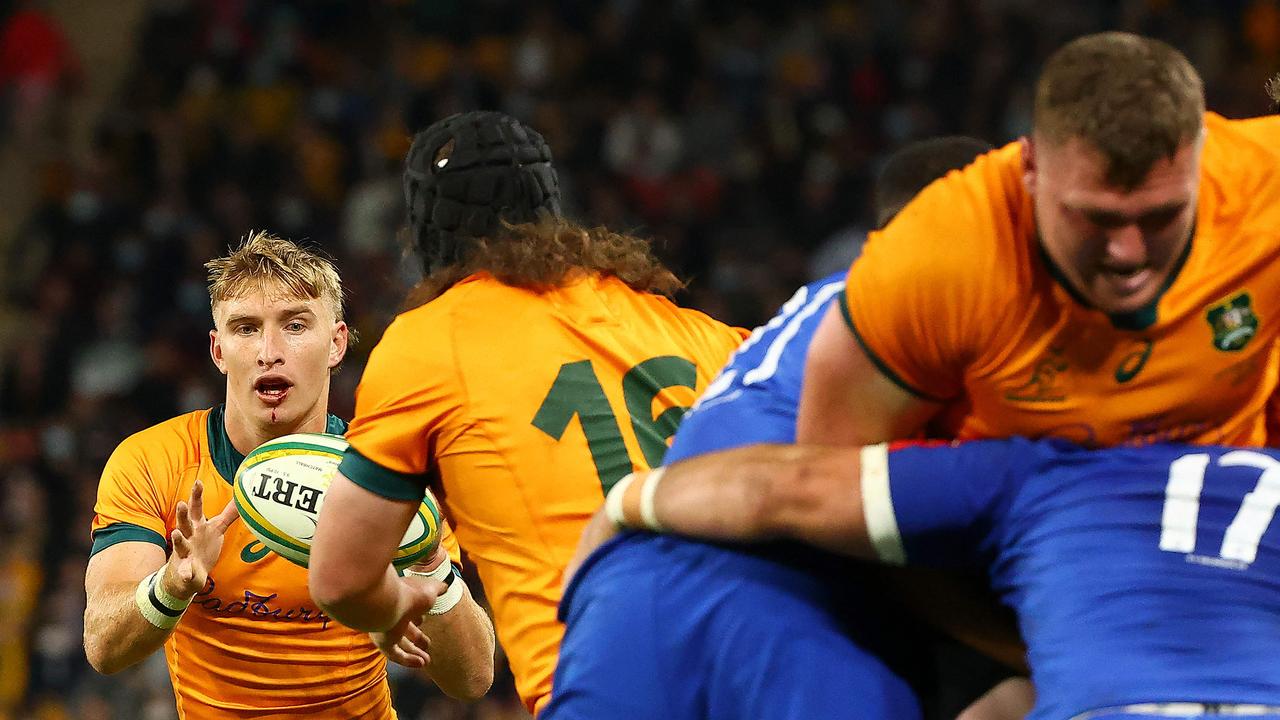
[311,474,495,699]
[84,541,170,674]
[796,306,940,446]
[84,480,237,674]
[374,547,497,701]
[563,444,1029,673]
[310,473,438,631]
[957,677,1035,720]
[586,444,872,559]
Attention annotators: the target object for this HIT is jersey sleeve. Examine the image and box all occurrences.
[340,313,464,502]
[841,162,1002,402]
[90,436,173,557]
[862,439,1024,569]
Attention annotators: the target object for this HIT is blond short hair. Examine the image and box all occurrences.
[205,230,346,323]
[1269,74,1280,105]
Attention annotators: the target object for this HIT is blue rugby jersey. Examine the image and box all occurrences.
[872,439,1280,719]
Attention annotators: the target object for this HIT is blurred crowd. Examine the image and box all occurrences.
[0,0,1276,718]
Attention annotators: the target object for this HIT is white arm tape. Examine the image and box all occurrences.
[604,473,639,527]
[406,560,466,616]
[134,570,190,630]
[638,467,667,532]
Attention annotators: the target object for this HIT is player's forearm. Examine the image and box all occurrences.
[416,584,495,701]
[311,473,422,631]
[612,444,875,558]
[314,564,406,632]
[83,580,180,674]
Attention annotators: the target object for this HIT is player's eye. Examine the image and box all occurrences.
[1083,211,1126,229]
[285,321,307,332]
[1138,207,1182,234]
[234,324,256,335]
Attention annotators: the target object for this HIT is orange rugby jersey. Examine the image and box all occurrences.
[844,112,1280,447]
[91,406,459,720]
[341,272,748,714]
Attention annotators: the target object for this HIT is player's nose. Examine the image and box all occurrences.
[257,327,286,367]
[1102,224,1147,268]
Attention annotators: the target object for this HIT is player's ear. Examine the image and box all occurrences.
[210,330,228,375]
[329,321,349,369]
[1020,136,1037,196]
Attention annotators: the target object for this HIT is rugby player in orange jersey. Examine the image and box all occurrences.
[799,32,1280,450]
[309,111,747,715]
[84,231,494,719]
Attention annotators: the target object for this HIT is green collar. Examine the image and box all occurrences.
[206,404,349,485]
[1035,228,1194,331]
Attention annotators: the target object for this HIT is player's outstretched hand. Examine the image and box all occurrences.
[562,508,620,595]
[164,479,240,598]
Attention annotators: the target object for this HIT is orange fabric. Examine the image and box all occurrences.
[345,272,746,713]
[845,112,1280,447]
[92,410,394,720]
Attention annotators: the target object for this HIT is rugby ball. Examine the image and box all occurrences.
[232,432,442,570]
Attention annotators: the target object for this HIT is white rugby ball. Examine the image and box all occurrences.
[232,432,442,570]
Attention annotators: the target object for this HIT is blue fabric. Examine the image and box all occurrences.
[886,441,1280,719]
[546,535,921,720]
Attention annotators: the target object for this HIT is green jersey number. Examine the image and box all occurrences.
[532,356,697,493]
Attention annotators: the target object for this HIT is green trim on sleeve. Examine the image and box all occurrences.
[837,289,949,404]
[90,522,168,558]
[338,447,429,502]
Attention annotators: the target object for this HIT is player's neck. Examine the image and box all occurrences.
[222,398,330,456]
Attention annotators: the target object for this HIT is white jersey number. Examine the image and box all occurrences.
[1159,450,1280,565]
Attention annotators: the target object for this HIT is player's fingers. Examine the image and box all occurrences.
[171,528,192,559]
[413,580,446,610]
[175,500,192,537]
[212,500,240,533]
[190,480,205,521]
[398,636,431,665]
[404,622,430,650]
[386,644,427,669]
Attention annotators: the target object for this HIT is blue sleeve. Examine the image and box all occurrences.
[864,439,1027,570]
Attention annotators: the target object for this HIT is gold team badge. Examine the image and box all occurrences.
[1206,292,1258,352]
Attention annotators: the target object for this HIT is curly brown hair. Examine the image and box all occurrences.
[405,217,684,308]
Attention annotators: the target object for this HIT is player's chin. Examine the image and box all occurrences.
[1090,276,1162,316]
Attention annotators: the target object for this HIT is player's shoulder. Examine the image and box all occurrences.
[1203,111,1280,157]
[638,288,749,357]
[860,141,1032,282]
[105,409,208,478]
[1201,112,1280,223]
[391,272,567,337]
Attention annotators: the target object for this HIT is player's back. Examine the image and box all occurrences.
[398,271,745,711]
[890,439,1280,719]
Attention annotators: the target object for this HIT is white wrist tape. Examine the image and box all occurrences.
[605,473,639,527]
[134,570,191,630]
[638,467,667,532]
[406,560,466,616]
